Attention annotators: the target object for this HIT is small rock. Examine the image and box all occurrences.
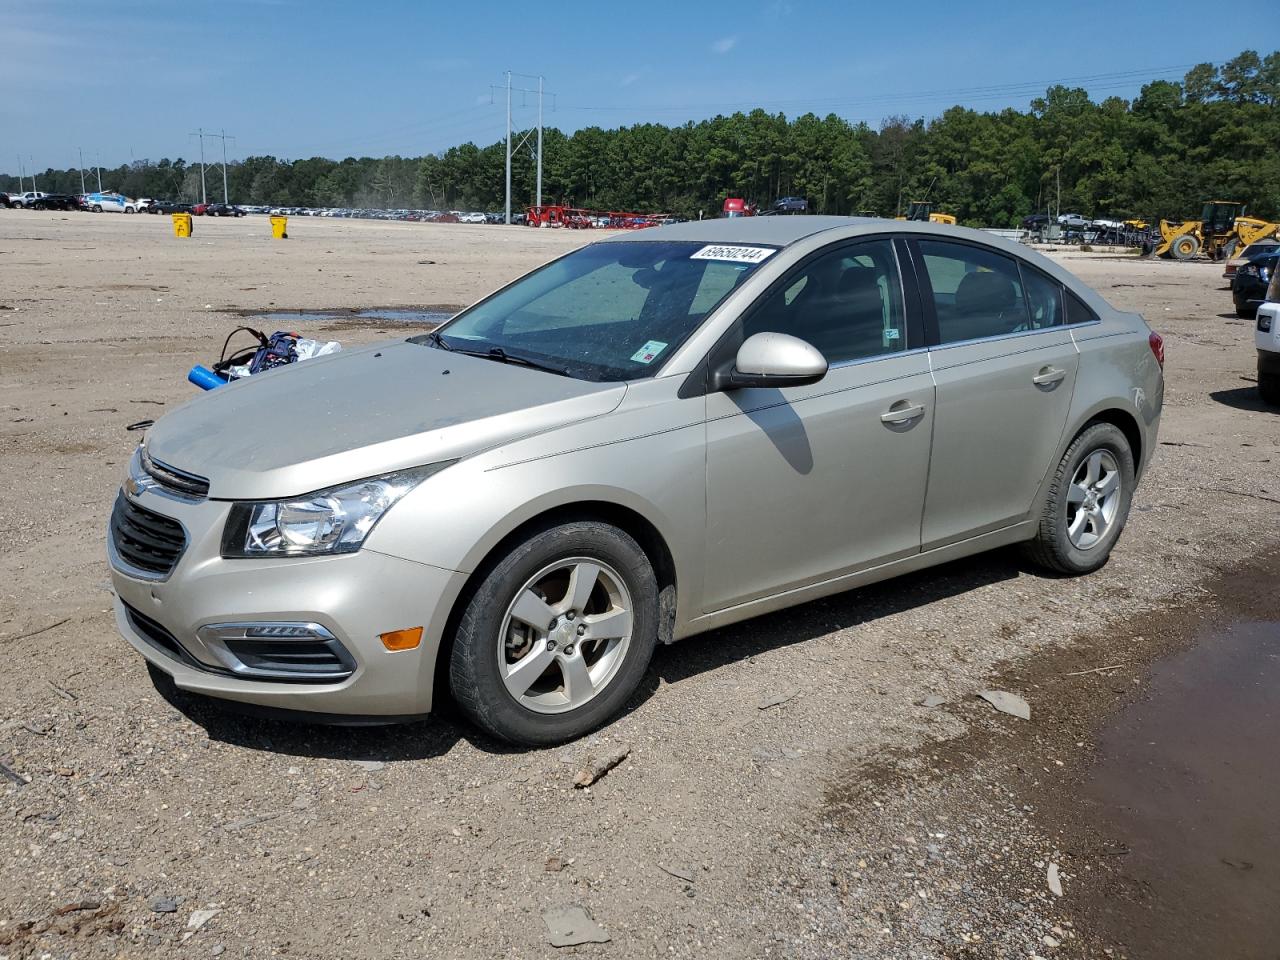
[1047,862,1064,897]
[151,897,179,914]
[542,904,610,946]
[545,857,566,873]
[1044,934,1061,948]
[211,946,226,957]
[53,899,100,915]
[978,690,1031,720]
[757,690,799,710]
[187,907,220,931]
[919,694,946,708]
[353,760,385,772]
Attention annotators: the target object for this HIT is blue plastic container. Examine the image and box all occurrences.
[187,365,229,390]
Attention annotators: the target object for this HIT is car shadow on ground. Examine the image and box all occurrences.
[649,549,1023,687]
[167,549,1026,761]
[1210,385,1272,413]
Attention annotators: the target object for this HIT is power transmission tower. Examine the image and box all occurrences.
[207,130,236,203]
[190,129,208,204]
[488,73,554,224]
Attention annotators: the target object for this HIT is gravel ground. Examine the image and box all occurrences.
[1,211,1277,959]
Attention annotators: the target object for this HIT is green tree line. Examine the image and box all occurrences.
[4,52,1277,226]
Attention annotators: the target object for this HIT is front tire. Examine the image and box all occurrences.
[1024,422,1135,575]
[1260,371,1280,407]
[449,521,658,746]
[1169,234,1199,260]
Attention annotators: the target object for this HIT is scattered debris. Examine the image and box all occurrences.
[919,694,947,708]
[542,904,610,947]
[126,419,154,432]
[1062,662,1128,677]
[54,899,102,915]
[353,760,385,772]
[757,689,799,710]
[657,863,696,883]
[221,812,282,832]
[1046,862,1063,897]
[4,760,30,787]
[186,906,220,933]
[545,857,566,873]
[978,690,1031,720]
[0,617,70,645]
[573,745,631,788]
[47,679,78,701]
[151,896,179,913]
[129,399,166,406]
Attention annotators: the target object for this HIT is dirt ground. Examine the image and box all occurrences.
[1,211,1277,959]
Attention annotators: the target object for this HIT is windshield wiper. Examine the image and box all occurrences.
[424,329,452,351]
[450,345,571,377]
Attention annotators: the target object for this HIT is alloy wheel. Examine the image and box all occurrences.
[497,557,634,715]
[1066,449,1121,549]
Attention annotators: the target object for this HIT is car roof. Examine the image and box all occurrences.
[597,215,871,247]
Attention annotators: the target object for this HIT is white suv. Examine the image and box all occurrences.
[1256,271,1280,406]
[85,191,138,214]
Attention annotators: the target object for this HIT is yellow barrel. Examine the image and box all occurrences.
[171,212,193,238]
[270,215,288,239]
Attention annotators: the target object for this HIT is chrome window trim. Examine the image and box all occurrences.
[926,318,1101,353]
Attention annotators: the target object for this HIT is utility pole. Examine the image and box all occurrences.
[190,129,208,205]
[31,157,38,192]
[208,129,235,203]
[487,72,552,225]
[78,147,86,194]
[505,71,512,224]
[16,156,23,194]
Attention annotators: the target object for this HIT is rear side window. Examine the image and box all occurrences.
[1019,265,1064,329]
[918,240,1028,344]
[1065,290,1100,326]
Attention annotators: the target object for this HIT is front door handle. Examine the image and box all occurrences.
[1032,366,1067,386]
[880,400,926,424]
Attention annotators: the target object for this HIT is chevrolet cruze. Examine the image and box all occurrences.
[108,217,1164,745]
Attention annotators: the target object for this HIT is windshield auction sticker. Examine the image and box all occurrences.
[689,244,776,264]
[630,340,668,364]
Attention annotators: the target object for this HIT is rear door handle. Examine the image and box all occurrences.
[1032,366,1067,386]
[880,400,926,424]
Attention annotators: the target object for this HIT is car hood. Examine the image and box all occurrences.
[145,340,626,500]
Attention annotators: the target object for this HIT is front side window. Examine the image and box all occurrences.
[918,240,1028,344]
[423,241,772,381]
[742,239,908,363]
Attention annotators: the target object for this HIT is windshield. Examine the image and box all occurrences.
[414,240,774,381]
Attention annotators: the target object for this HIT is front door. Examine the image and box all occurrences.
[702,238,934,612]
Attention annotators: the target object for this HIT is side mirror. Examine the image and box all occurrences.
[713,332,828,391]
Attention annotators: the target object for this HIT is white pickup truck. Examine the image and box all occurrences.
[10,191,47,208]
[1256,270,1280,406]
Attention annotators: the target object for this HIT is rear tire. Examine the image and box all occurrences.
[1170,235,1199,261]
[1260,371,1280,407]
[1024,422,1136,575]
[1237,303,1255,318]
[449,520,658,746]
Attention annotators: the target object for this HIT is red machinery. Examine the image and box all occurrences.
[526,205,663,229]
[722,197,757,218]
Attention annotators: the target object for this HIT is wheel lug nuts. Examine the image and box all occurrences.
[564,645,575,656]
[566,611,575,621]
[577,624,586,636]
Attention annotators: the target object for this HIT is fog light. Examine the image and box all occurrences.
[380,627,423,651]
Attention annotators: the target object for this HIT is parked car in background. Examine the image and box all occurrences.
[108,217,1164,745]
[1223,239,1279,281]
[85,192,138,213]
[205,203,246,217]
[0,192,11,208]
[1231,247,1277,317]
[31,193,84,211]
[1256,271,1280,405]
[1057,212,1090,230]
[10,191,47,208]
[144,200,193,215]
[459,211,486,224]
[1021,213,1051,231]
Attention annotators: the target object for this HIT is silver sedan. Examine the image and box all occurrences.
[108,217,1164,745]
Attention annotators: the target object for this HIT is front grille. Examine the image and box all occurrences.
[221,636,355,682]
[142,449,210,499]
[111,493,187,577]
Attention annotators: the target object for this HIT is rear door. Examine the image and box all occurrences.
[909,238,1079,549]
[701,237,935,611]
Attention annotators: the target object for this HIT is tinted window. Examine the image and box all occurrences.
[1065,290,1100,326]
[918,240,1028,344]
[743,239,907,362]
[1019,264,1063,329]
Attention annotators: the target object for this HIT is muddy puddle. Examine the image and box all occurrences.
[1081,618,1280,958]
[250,308,454,326]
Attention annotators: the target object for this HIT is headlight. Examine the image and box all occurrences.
[1260,266,1272,283]
[220,463,452,558]
[1241,264,1258,277]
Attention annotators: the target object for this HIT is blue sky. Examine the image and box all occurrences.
[0,0,1264,174]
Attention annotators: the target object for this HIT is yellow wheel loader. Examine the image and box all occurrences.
[896,201,957,226]
[1153,201,1279,261]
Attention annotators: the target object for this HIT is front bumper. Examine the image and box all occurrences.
[108,486,467,717]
